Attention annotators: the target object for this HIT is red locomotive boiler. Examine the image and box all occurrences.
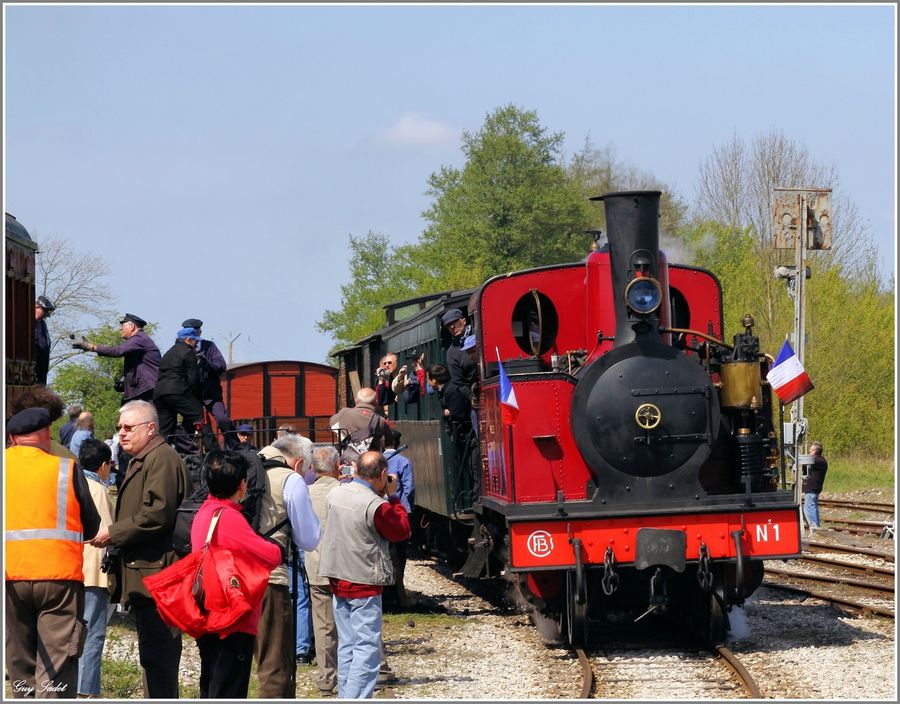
[465,190,801,645]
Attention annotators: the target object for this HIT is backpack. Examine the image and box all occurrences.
[172,449,267,557]
[339,412,382,466]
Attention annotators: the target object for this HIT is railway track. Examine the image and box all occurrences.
[762,579,895,619]
[819,499,895,515]
[585,643,759,699]
[798,553,895,578]
[820,517,892,536]
[804,539,894,563]
[715,645,761,698]
[574,648,594,698]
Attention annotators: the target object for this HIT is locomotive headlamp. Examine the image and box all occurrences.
[624,277,662,314]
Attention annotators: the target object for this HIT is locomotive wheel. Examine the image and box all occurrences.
[565,571,589,648]
[700,591,727,645]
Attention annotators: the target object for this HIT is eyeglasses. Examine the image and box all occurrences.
[116,421,151,433]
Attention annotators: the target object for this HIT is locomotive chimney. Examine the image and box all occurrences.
[591,190,663,347]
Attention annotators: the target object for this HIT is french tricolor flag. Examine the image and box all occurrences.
[766,339,814,405]
[496,348,519,425]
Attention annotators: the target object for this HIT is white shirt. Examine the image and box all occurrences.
[283,471,321,551]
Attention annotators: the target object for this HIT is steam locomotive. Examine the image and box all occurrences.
[335,190,801,646]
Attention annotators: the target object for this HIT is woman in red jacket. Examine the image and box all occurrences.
[191,451,283,699]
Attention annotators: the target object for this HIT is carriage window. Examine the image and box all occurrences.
[511,290,558,356]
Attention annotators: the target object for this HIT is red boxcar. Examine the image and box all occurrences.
[222,360,338,448]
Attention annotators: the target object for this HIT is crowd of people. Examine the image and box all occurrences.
[7,303,491,699]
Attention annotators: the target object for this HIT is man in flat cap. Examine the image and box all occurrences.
[34,295,56,384]
[5,407,101,698]
[181,317,236,449]
[440,308,478,498]
[73,313,162,403]
[235,423,257,452]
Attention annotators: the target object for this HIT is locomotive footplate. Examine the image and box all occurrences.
[634,528,686,572]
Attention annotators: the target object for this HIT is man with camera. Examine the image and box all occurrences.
[318,451,411,699]
[72,313,161,403]
[374,354,399,416]
[391,351,426,405]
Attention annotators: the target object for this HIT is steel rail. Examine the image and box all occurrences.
[765,565,894,593]
[799,554,894,577]
[819,499,895,514]
[574,648,594,699]
[805,540,895,563]
[715,645,761,698]
[763,580,895,618]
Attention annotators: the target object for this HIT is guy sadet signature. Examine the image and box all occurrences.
[12,680,69,694]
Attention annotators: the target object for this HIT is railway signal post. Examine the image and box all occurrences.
[772,187,832,514]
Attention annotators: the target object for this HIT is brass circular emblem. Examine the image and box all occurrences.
[229,577,241,589]
[635,403,662,430]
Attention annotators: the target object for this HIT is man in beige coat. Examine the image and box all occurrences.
[304,445,342,696]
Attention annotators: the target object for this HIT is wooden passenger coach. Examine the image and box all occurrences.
[6,213,38,416]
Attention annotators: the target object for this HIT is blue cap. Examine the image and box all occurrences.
[176,327,200,341]
[461,335,477,351]
[237,424,253,433]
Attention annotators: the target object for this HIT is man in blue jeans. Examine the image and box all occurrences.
[802,441,828,530]
[77,439,115,697]
[318,451,410,699]
[288,554,315,664]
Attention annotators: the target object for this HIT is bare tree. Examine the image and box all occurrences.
[694,129,877,339]
[33,233,116,372]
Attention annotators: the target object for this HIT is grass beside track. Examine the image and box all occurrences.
[822,455,894,494]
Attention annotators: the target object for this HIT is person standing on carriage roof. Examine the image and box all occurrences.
[154,327,203,452]
[181,317,237,449]
[34,295,55,385]
[72,313,161,403]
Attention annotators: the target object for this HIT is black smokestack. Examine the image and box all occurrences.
[591,190,662,347]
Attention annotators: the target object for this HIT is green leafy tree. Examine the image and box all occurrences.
[682,217,894,458]
[412,104,591,290]
[316,232,417,354]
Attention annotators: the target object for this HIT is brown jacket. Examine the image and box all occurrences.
[108,435,190,604]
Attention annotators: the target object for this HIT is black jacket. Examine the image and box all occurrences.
[154,341,200,400]
[34,318,51,384]
[802,455,828,494]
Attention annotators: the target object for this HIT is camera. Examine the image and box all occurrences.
[376,367,391,380]
[340,464,354,478]
[100,545,120,574]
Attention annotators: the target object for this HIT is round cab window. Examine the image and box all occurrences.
[511,290,559,356]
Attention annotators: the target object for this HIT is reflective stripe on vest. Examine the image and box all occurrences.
[5,458,84,543]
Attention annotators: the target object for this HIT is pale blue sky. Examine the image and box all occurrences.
[5,4,895,366]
